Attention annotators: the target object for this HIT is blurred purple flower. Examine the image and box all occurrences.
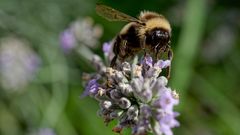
[65,17,103,48]
[72,17,103,48]
[37,128,56,135]
[0,37,41,91]
[60,29,76,52]
[28,128,56,135]
[102,42,112,56]
[102,41,114,62]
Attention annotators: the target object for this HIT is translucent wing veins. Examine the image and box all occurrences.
[96,3,142,23]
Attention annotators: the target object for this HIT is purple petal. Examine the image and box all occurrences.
[102,42,112,55]
[81,79,99,97]
[160,124,173,135]
[157,112,180,135]
[142,55,153,67]
[155,60,171,69]
[38,128,56,135]
[152,89,179,112]
[60,29,76,52]
[160,89,179,112]
[140,105,152,118]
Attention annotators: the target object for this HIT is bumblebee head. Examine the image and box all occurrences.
[138,12,171,48]
[146,28,170,47]
[152,29,170,43]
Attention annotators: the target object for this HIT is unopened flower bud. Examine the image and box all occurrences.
[131,78,143,93]
[110,110,124,118]
[127,105,139,120]
[114,71,125,82]
[121,84,133,97]
[118,97,131,109]
[121,62,131,75]
[132,65,142,78]
[110,89,122,100]
[101,100,112,109]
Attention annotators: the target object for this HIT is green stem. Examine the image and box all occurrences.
[77,45,95,62]
[39,37,77,134]
[170,0,207,97]
[40,46,69,127]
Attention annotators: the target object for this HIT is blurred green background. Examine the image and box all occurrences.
[0,0,240,135]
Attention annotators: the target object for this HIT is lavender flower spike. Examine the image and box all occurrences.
[83,49,180,135]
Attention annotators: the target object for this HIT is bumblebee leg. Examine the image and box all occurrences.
[155,46,165,60]
[111,36,122,68]
[140,36,146,57]
[155,48,159,61]
[166,48,173,79]
[110,56,118,68]
[168,47,173,60]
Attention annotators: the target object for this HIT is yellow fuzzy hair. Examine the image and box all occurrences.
[138,11,171,38]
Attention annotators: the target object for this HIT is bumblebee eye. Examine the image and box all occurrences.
[152,30,168,39]
[151,30,169,44]
[146,29,170,46]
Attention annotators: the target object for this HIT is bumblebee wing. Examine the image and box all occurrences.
[96,4,142,23]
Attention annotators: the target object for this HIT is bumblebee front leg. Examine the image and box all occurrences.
[110,36,121,68]
[155,46,165,61]
[140,36,146,57]
[110,55,118,67]
[166,47,173,79]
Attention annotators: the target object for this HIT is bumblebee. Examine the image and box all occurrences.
[96,4,173,78]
